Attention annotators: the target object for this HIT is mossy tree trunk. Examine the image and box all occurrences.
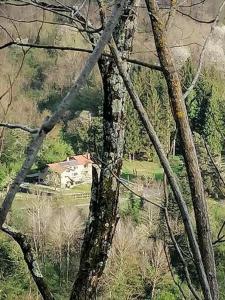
[70,1,139,299]
[145,1,218,299]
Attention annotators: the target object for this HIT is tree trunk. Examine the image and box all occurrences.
[70,1,139,299]
[108,39,212,300]
[145,1,218,299]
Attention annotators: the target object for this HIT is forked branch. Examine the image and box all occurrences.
[2,224,55,300]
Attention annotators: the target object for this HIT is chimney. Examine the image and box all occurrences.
[67,157,70,161]
[86,153,90,160]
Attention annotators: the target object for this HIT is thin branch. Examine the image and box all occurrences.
[0,1,28,6]
[183,0,225,100]
[163,177,201,300]
[179,1,206,8]
[112,171,164,209]
[92,155,164,209]
[0,123,39,134]
[164,208,201,300]
[165,0,178,31]
[18,0,102,33]
[202,137,225,187]
[213,221,225,245]
[163,241,187,300]
[2,224,55,300]
[176,9,215,24]
[0,14,76,28]
[0,41,162,71]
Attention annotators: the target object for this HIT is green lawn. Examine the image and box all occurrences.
[9,191,90,211]
[122,160,163,180]
[71,183,91,193]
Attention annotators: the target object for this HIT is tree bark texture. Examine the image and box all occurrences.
[145,1,218,299]
[70,2,139,299]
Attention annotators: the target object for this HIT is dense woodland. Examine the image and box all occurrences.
[1,0,225,299]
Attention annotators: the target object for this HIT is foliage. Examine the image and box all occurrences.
[124,98,142,159]
[36,133,73,168]
[38,76,102,116]
[0,234,32,299]
[120,192,143,223]
[183,62,225,154]
[63,112,102,154]
[0,130,29,190]
[0,130,28,169]
[124,67,174,159]
[0,163,10,190]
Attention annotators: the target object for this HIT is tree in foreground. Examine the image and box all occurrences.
[0,1,225,299]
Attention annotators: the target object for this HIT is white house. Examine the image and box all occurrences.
[44,154,93,188]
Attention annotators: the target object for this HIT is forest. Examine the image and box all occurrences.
[0,0,225,299]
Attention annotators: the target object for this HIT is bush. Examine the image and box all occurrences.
[0,234,32,299]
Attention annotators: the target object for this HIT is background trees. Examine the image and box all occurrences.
[0,1,225,299]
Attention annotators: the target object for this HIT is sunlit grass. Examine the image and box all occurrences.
[122,160,163,180]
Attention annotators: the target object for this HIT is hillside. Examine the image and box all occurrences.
[1,1,225,299]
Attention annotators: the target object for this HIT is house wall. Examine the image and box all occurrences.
[60,163,92,188]
[45,172,61,187]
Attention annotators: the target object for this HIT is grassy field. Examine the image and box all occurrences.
[71,183,91,193]
[5,191,90,211]
[122,160,163,180]
[0,183,92,211]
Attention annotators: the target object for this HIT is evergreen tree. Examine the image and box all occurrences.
[182,62,224,155]
[124,99,142,160]
[124,68,174,160]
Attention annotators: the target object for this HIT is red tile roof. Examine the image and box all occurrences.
[70,155,92,165]
[47,154,92,174]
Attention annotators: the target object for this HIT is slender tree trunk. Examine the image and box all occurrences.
[108,39,212,299]
[0,128,5,157]
[66,240,70,285]
[145,1,218,299]
[70,2,138,299]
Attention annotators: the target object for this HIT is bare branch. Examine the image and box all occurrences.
[0,14,75,28]
[0,41,162,71]
[213,221,225,245]
[179,1,206,8]
[105,163,164,210]
[163,241,187,300]
[2,224,55,300]
[164,208,201,300]
[0,122,39,134]
[145,1,218,297]
[202,137,225,187]
[17,0,102,33]
[93,155,164,211]
[176,9,215,24]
